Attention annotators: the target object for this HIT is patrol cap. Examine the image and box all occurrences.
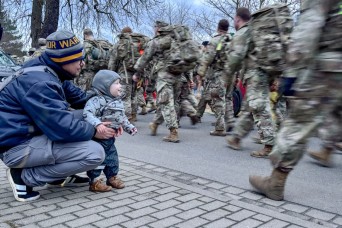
[154,20,169,28]
[121,26,132,34]
[29,47,36,52]
[45,30,83,65]
[83,28,94,36]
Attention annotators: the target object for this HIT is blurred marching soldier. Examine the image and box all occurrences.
[250,0,342,200]
[197,19,235,137]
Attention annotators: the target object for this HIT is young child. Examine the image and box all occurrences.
[83,70,137,192]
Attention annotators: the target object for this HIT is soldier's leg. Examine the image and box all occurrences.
[225,82,235,132]
[157,80,179,142]
[250,71,342,200]
[120,75,133,118]
[196,85,210,119]
[210,76,226,136]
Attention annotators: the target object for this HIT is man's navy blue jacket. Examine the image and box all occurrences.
[0,53,95,150]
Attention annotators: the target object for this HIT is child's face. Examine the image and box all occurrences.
[110,79,122,97]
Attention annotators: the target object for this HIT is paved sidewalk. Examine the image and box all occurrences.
[0,158,341,228]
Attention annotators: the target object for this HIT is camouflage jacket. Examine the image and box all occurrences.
[108,42,121,72]
[83,40,96,71]
[286,0,342,73]
[197,33,231,78]
[31,46,46,58]
[134,37,165,74]
[225,24,252,78]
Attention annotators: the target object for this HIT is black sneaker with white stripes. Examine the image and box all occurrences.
[7,168,40,202]
[48,174,89,187]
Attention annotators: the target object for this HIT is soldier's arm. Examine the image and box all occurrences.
[286,0,334,66]
[226,28,250,75]
[134,40,156,73]
[196,41,217,79]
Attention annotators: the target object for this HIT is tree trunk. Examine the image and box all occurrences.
[31,0,44,48]
[41,0,59,39]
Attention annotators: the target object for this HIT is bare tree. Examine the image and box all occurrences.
[30,0,43,48]
[3,0,161,46]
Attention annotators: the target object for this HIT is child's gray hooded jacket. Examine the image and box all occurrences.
[83,70,135,134]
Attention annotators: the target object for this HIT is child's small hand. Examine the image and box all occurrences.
[130,127,138,136]
[96,124,107,134]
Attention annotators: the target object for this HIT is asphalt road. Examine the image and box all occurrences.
[116,111,342,215]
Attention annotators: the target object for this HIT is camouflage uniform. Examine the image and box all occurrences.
[270,0,342,170]
[108,38,135,119]
[176,73,198,120]
[31,46,46,58]
[226,24,275,146]
[75,40,96,91]
[31,38,47,58]
[197,33,235,133]
[249,0,342,201]
[196,69,214,119]
[135,37,179,130]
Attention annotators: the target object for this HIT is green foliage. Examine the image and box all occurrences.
[0,6,25,56]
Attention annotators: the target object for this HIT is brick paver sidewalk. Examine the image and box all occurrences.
[0,157,341,228]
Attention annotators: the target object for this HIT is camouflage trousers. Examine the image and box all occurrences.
[270,71,342,171]
[120,71,134,117]
[132,87,146,113]
[152,72,179,129]
[75,70,95,91]
[176,81,197,118]
[232,69,275,145]
[207,71,235,131]
[196,80,213,118]
[271,96,287,131]
[146,78,156,105]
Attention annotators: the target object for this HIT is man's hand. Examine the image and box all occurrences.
[94,122,117,139]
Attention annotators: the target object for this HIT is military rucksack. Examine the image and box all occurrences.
[84,39,113,71]
[158,25,200,74]
[213,34,231,69]
[116,33,150,71]
[250,4,293,76]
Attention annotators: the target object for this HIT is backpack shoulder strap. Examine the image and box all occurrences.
[0,65,57,92]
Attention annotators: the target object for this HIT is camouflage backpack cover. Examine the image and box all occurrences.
[158,25,200,74]
[250,4,293,76]
[116,33,150,71]
[213,34,231,70]
[84,39,113,71]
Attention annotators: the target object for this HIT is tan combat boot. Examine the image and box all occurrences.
[139,106,147,115]
[210,130,227,136]
[250,145,273,158]
[309,147,333,167]
[226,135,241,150]
[163,128,180,143]
[149,122,159,136]
[249,169,289,201]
